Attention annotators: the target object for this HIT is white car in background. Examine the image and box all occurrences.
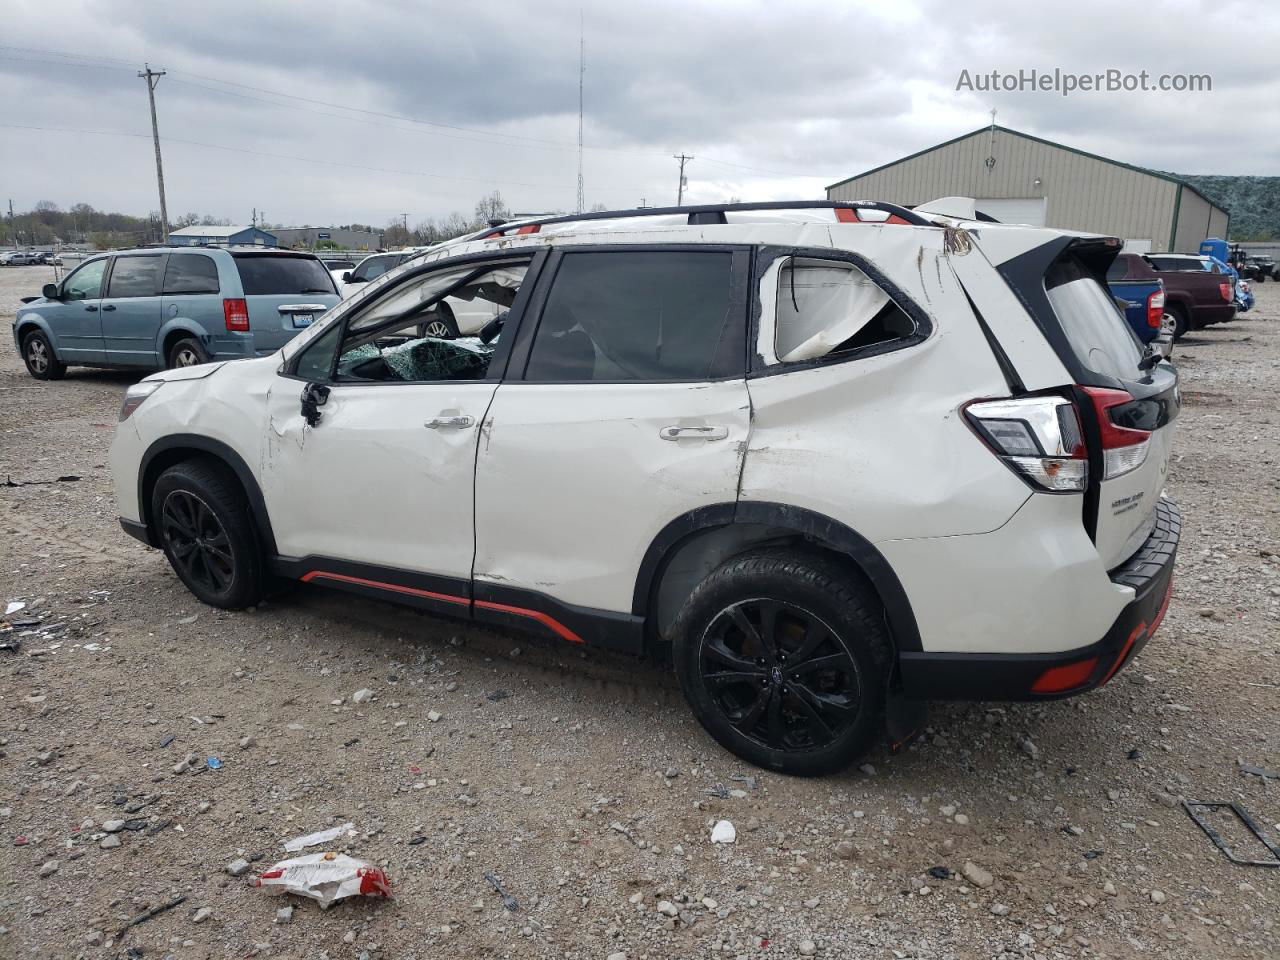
[338,248,500,338]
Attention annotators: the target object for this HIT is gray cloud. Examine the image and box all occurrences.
[0,0,1274,227]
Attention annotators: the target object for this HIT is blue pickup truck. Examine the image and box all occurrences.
[1107,254,1173,356]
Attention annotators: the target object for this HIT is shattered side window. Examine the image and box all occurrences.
[334,260,528,383]
[773,258,916,363]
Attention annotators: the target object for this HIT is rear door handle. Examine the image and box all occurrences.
[85,305,98,312]
[425,415,475,430]
[101,304,116,312]
[660,425,729,441]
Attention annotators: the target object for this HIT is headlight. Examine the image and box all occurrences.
[119,381,164,421]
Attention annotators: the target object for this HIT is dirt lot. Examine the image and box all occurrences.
[1,262,1277,959]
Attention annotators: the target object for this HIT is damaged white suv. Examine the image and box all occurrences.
[111,200,1179,775]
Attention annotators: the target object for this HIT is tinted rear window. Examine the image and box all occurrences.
[163,254,220,295]
[1046,257,1143,381]
[1147,257,1202,272]
[233,255,335,296]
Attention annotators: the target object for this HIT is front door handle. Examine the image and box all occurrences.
[425,415,475,430]
[101,304,116,312]
[85,305,98,312]
[660,425,729,441]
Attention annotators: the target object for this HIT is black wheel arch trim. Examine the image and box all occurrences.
[138,434,278,556]
[632,501,923,653]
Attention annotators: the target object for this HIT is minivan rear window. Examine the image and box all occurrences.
[233,254,335,296]
[1045,257,1144,382]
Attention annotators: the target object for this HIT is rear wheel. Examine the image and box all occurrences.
[21,330,66,380]
[152,458,264,609]
[1169,304,1189,341]
[671,550,891,775]
[417,303,459,340]
[167,337,209,369]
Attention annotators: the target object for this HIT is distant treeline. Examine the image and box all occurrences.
[1173,175,1280,241]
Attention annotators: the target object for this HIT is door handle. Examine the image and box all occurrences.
[660,425,729,441]
[101,304,116,312]
[425,415,475,430]
[85,305,98,312]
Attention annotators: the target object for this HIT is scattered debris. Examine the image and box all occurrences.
[226,858,252,877]
[5,601,26,616]
[253,852,392,908]
[283,822,357,853]
[705,784,729,799]
[486,689,510,702]
[158,734,175,749]
[710,820,737,844]
[206,756,223,770]
[1239,763,1280,781]
[117,895,186,937]
[484,871,519,911]
[927,866,952,880]
[2,475,80,487]
[729,774,758,790]
[1183,801,1280,867]
[407,835,426,846]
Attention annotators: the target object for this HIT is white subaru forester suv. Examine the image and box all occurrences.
[110,200,1179,775]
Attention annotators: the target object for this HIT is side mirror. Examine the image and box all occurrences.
[42,283,60,300]
[341,272,353,282]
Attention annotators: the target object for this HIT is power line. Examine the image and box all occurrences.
[137,63,169,241]
[674,154,693,206]
[0,44,829,180]
[0,123,564,195]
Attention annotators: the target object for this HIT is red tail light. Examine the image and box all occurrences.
[1080,387,1152,480]
[1219,282,1232,302]
[223,298,250,332]
[1146,289,1164,329]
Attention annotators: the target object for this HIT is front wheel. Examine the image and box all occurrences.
[417,304,459,340]
[671,550,892,776]
[22,330,66,380]
[152,458,264,609]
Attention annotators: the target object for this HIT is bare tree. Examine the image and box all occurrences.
[474,190,509,225]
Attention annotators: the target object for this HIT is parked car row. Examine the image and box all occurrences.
[1,249,62,266]
[1110,253,1236,339]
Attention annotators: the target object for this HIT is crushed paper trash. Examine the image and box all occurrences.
[710,819,737,844]
[253,851,391,908]
[283,822,357,853]
[5,601,26,617]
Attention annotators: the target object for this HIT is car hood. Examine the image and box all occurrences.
[142,360,230,383]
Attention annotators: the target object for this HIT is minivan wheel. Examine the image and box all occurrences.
[152,458,264,609]
[671,550,891,776]
[168,337,210,369]
[22,330,66,380]
[417,303,459,340]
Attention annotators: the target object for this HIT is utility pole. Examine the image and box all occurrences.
[252,207,257,227]
[7,199,15,250]
[576,12,585,213]
[673,154,693,206]
[138,64,170,242]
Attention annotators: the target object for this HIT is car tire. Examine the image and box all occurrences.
[152,457,264,610]
[1169,304,1189,341]
[670,549,892,776]
[21,330,66,380]
[417,304,459,340]
[168,337,210,369]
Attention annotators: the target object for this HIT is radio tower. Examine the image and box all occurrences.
[576,13,585,214]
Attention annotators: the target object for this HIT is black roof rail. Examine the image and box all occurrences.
[479,200,932,237]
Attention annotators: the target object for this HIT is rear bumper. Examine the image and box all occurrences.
[899,498,1179,701]
[1197,304,1236,327]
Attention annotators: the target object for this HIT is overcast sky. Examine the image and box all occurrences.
[1,0,1274,229]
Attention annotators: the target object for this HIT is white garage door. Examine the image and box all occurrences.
[975,198,1047,226]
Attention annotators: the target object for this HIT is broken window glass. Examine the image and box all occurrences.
[334,259,529,382]
[774,258,915,363]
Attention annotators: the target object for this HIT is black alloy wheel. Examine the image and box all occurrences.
[159,489,235,595]
[698,598,862,752]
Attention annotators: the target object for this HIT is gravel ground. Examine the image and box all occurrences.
[0,262,1277,959]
